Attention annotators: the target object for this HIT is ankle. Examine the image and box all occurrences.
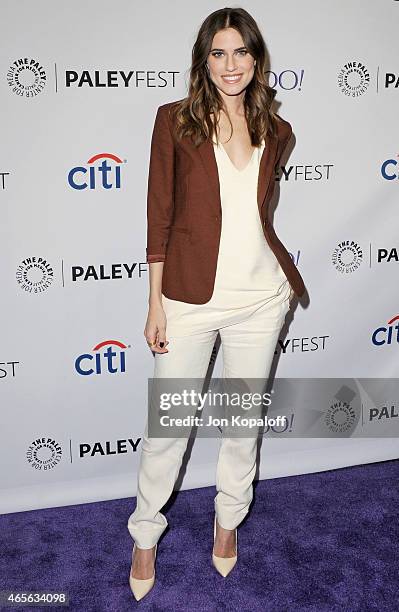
[134,545,156,557]
[216,521,235,536]
[131,546,156,579]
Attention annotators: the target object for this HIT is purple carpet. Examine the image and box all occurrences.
[1,459,398,611]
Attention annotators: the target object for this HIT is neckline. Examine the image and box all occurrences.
[219,143,257,173]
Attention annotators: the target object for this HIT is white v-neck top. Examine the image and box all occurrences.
[161,137,290,336]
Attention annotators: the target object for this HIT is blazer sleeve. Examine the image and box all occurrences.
[145,105,175,263]
[274,119,293,172]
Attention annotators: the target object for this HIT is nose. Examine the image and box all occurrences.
[225,54,238,71]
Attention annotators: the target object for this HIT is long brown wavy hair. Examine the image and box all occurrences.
[169,7,280,147]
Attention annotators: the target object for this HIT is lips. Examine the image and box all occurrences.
[221,74,243,83]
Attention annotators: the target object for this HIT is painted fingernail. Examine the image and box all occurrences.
[160,342,164,348]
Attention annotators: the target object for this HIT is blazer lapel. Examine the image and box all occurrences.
[197,132,279,217]
[196,140,221,212]
[257,133,278,214]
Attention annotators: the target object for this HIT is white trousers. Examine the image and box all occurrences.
[127,283,291,549]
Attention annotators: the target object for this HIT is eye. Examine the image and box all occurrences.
[210,50,249,59]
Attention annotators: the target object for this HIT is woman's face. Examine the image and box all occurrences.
[207,27,255,98]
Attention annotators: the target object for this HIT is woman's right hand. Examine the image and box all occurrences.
[144,301,170,353]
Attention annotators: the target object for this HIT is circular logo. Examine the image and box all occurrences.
[331,241,363,273]
[338,61,370,97]
[26,438,62,470]
[325,400,356,434]
[7,57,47,98]
[16,257,54,293]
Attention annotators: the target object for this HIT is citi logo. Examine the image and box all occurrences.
[75,340,129,375]
[371,315,399,346]
[381,154,399,180]
[68,153,125,190]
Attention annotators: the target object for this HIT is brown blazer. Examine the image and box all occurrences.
[146,100,306,304]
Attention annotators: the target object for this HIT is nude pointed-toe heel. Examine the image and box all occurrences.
[129,543,157,601]
[212,515,237,577]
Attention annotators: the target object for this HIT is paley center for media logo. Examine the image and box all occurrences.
[338,60,399,96]
[75,339,130,375]
[16,257,54,293]
[338,61,370,97]
[6,58,179,95]
[68,152,125,190]
[332,241,399,269]
[7,57,47,98]
[26,435,142,468]
[259,380,361,438]
[26,437,62,470]
[15,257,147,291]
[331,240,363,273]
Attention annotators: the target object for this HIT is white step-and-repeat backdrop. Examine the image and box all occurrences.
[1,0,398,514]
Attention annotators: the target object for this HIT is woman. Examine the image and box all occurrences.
[127,7,305,601]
